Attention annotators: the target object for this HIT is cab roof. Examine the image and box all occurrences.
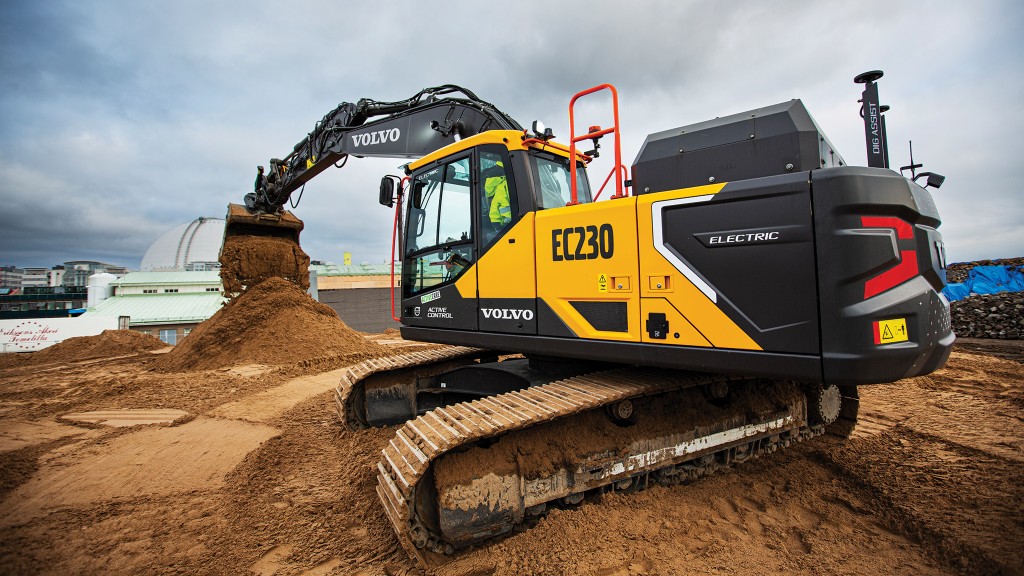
[406,130,586,173]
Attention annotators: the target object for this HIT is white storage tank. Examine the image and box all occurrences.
[87,272,116,308]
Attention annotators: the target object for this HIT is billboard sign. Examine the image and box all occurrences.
[0,317,119,353]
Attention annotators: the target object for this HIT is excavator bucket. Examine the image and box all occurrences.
[220,203,310,295]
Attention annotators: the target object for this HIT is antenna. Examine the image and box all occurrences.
[854,70,889,168]
[900,141,923,180]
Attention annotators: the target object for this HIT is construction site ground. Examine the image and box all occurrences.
[1,334,1021,575]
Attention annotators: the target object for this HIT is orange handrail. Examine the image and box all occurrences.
[594,164,630,201]
[568,84,626,205]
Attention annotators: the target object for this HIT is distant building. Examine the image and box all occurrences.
[314,262,401,333]
[21,267,50,289]
[81,271,225,345]
[141,217,224,271]
[0,285,88,319]
[62,261,127,287]
[0,266,24,289]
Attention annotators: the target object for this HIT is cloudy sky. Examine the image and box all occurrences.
[1,0,1021,269]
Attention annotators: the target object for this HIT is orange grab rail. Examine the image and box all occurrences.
[568,84,627,205]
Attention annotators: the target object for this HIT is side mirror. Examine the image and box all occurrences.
[379,176,395,207]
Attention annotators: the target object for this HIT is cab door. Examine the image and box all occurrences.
[474,145,538,334]
[401,154,478,330]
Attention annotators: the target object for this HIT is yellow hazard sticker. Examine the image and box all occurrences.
[597,273,608,293]
[873,318,908,345]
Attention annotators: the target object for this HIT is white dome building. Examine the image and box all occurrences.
[140,217,225,271]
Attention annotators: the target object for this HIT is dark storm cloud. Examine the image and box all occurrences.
[1,0,1022,269]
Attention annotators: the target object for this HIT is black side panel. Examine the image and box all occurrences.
[658,172,820,354]
[537,298,576,338]
[478,298,537,334]
[401,282,477,331]
[811,167,953,385]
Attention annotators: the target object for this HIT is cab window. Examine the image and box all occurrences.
[478,148,517,246]
[404,157,474,296]
[531,153,592,208]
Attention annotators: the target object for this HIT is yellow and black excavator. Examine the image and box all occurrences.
[223,73,953,566]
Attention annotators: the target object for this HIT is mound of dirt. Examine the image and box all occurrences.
[219,235,310,296]
[7,330,167,366]
[156,277,386,372]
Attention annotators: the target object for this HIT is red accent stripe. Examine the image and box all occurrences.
[864,249,918,299]
[872,321,881,345]
[861,216,913,239]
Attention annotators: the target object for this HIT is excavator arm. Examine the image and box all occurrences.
[221,85,521,294]
[245,84,522,215]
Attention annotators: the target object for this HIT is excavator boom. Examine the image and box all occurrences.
[245,84,521,215]
[221,85,522,293]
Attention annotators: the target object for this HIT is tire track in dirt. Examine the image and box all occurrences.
[824,350,1024,574]
[0,417,280,527]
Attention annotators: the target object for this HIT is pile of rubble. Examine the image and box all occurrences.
[946,257,1024,283]
[947,257,1024,340]
[951,292,1024,339]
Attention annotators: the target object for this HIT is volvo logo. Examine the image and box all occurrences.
[481,308,534,321]
[351,128,401,147]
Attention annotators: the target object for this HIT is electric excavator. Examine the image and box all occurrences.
[222,73,953,566]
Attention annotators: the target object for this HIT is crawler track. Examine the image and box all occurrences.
[374,369,823,567]
[333,346,486,429]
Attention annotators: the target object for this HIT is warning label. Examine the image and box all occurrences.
[873,318,909,345]
[597,273,608,293]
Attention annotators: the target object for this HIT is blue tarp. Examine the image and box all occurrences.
[946,265,1024,301]
[968,266,1012,294]
[1012,269,1024,292]
[942,282,971,302]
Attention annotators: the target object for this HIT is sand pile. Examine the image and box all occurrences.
[7,329,167,366]
[156,277,387,372]
[219,235,311,295]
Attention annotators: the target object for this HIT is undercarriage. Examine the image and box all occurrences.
[333,351,858,568]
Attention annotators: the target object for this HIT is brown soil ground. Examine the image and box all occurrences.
[1,336,1021,576]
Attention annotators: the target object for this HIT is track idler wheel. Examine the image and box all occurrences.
[605,399,637,426]
[806,384,842,426]
[826,386,860,438]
